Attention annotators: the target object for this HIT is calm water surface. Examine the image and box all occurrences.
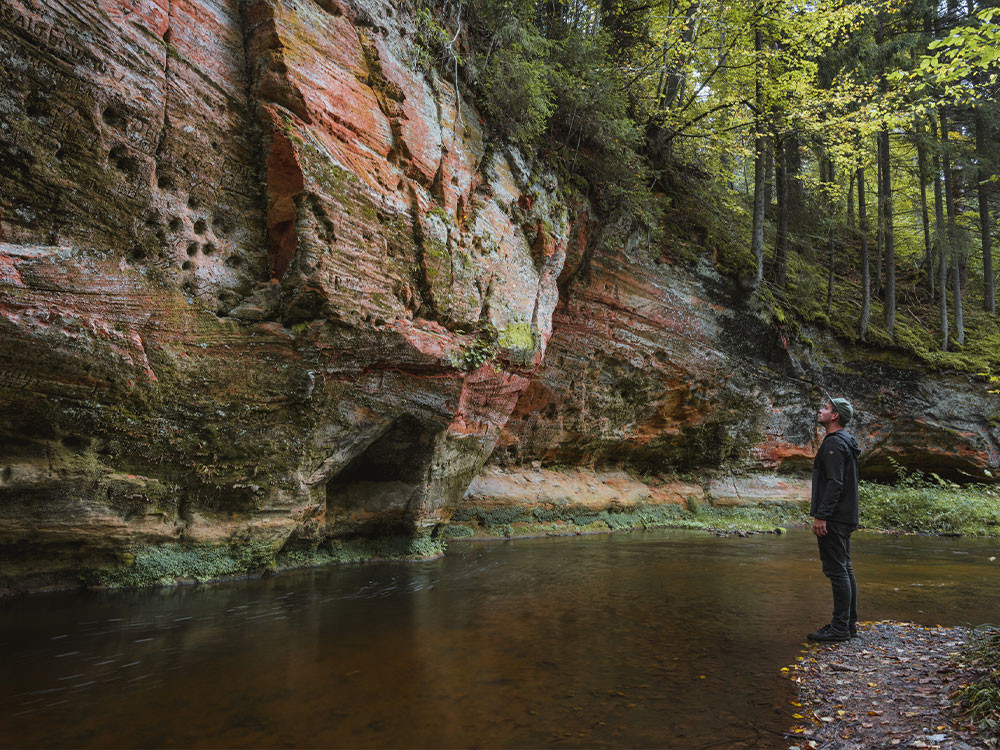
[1,529,998,749]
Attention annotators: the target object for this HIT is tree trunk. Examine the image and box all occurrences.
[858,166,871,341]
[916,131,934,301]
[826,229,836,316]
[764,141,774,210]
[932,119,948,351]
[880,128,896,336]
[787,132,804,218]
[942,110,963,346]
[847,171,855,231]
[750,31,765,288]
[823,159,837,317]
[774,132,788,287]
[977,114,995,314]
[875,147,884,299]
[660,2,700,109]
[954,236,964,345]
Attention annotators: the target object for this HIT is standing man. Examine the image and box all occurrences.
[808,395,862,642]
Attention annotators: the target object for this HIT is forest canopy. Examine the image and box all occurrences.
[413,0,1000,375]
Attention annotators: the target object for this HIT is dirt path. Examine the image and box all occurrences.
[785,621,991,749]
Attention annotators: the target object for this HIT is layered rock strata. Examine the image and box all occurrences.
[1,0,571,590]
[1,0,997,591]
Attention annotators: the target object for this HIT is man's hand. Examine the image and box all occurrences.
[812,518,828,537]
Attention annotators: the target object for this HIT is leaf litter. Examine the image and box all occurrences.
[784,621,992,750]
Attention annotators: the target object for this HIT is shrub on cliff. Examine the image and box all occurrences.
[414,0,659,230]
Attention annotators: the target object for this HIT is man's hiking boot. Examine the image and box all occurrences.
[807,623,851,641]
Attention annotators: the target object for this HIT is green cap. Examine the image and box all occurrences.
[827,395,854,424]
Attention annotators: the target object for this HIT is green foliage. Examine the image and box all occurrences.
[90,540,280,588]
[89,531,446,589]
[545,30,654,221]
[452,323,499,370]
[956,624,1000,738]
[415,0,658,230]
[473,24,554,147]
[412,7,457,73]
[859,464,1000,535]
[903,7,1000,109]
[449,498,808,538]
[409,0,1000,380]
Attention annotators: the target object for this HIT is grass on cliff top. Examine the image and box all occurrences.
[734,231,1000,382]
[657,169,1000,381]
[859,463,1000,536]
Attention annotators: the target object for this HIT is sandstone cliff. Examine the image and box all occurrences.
[1,0,997,592]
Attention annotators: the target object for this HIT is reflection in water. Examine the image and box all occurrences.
[1,530,997,748]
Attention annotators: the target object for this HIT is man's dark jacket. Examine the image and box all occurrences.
[810,430,861,528]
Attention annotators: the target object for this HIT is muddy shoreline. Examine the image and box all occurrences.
[785,621,992,749]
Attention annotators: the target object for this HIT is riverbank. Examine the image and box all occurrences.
[445,467,811,541]
[859,477,1000,536]
[4,465,999,594]
[786,621,995,749]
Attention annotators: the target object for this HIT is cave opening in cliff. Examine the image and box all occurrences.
[325,414,438,534]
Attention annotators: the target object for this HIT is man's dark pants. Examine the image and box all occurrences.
[817,521,858,632]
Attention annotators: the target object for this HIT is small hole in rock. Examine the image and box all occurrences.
[109,145,137,174]
[182,260,194,270]
[26,97,50,118]
[130,246,148,261]
[157,174,174,190]
[188,195,200,210]
[168,217,182,232]
[186,242,199,256]
[203,242,216,255]
[62,435,89,450]
[102,106,125,128]
[194,219,207,234]
[224,255,242,268]
[212,217,229,235]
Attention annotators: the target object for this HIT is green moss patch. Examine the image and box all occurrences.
[448,499,809,539]
[84,531,445,590]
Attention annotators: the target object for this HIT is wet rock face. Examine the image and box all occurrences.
[1,0,997,590]
[0,0,572,589]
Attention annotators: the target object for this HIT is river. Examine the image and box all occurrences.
[1,529,998,748]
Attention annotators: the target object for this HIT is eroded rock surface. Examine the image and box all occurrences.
[1,0,997,592]
[1,0,572,590]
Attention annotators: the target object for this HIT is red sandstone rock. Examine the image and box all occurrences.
[0,0,996,592]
